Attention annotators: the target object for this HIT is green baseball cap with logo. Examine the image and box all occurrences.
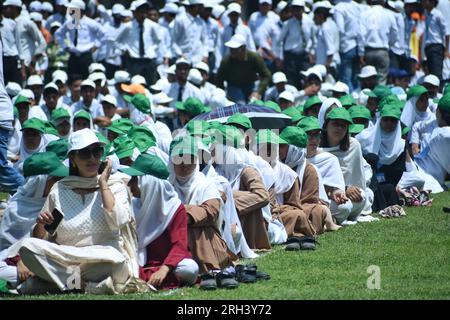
[349,105,371,120]
[380,104,402,120]
[119,153,169,179]
[326,108,353,124]
[128,126,156,153]
[45,139,69,161]
[297,116,322,132]
[257,129,281,145]
[437,94,450,113]
[279,126,307,148]
[23,151,69,178]
[226,113,252,130]
[303,96,322,111]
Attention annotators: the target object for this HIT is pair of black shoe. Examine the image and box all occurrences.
[199,270,239,290]
[235,264,270,283]
[285,236,316,251]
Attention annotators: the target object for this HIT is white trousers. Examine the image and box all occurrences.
[330,189,367,224]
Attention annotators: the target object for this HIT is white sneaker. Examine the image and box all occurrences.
[341,220,358,226]
[85,277,117,295]
[357,215,380,223]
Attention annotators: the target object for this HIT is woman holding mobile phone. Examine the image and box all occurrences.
[12,129,141,295]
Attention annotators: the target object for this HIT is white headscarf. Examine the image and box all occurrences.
[15,131,57,173]
[307,151,346,191]
[318,98,343,128]
[284,145,308,194]
[135,174,182,266]
[0,175,48,260]
[214,144,248,190]
[400,96,436,128]
[356,118,405,165]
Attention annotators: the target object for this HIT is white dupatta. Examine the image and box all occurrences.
[400,96,435,128]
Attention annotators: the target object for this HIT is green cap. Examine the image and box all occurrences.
[373,85,392,99]
[107,118,134,135]
[349,105,371,120]
[176,97,207,117]
[264,101,281,112]
[45,139,69,160]
[297,116,322,132]
[128,126,156,153]
[256,129,281,145]
[214,125,245,148]
[73,110,92,121]
[14,95,31,107]
[380,104,401,120]
[128,93,152,114]
[170,135,199,158]
[21,118,46,133]
[43,121,60,136]
[282,107,303,123]
[362,89,378,99]
[119,153,169,179]
[303,96,322,111]
[349,124,365,135]
[326,108,353,124]
[23,151,69,178]
[186,120,210,136]
[95,132,109,145]
[379,94,400,109]
[407,85,428,100]
[51,108,71,122]
[208,121,223,129]
[226,113,252,130]
[339,94,356,108]
[279,126,307,148]
[437,94,450,113]
[113,135,137,159]
[402,126,410,136]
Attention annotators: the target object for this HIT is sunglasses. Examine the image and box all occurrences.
[77,145,104,160]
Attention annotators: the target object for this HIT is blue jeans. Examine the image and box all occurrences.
[0,127,24,194]
[227,84,255,104]
[338,47,359,92]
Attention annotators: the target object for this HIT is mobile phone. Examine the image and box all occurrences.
[98,161,107,174]
[44,208,64,235]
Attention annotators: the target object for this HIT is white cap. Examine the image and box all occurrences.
[88,62,106,74]
[52,70,68,83]
[68,0,85,11]
[153,92,174,105]
[188,68,203,86]
[3,0,22,7]
[167,65,176,75]
[194,61,210,74]
[272,72,288,84]
[202,0,214,9]
[278,91,294,102]
[227,2,242,14]
[259,0,272,5]
[212,4,226,18]
[27,75,43,86]
[131,75,147,86]
[404,0,418,3]
[225,34,246,49]
[55,0,68,6]
[41,2,53,12]
[160,3,179,14]
[50,21,62,29]
[423,74,440,87]
[312,0,332,11]
[186,0,203,5]
[101,94,117,106]
[331,81,349,94]
[89,72,107,86]
[291,0,305,7]
[276,1,288,13]
[80,79,96,89]
[114,70,130,84]
[29,1,42,12]
[131,0,149,11]
[301,67,323,82]
[5,82,22,97]
[357,65,378,78]
[19,89,35,101]
[30,12,43,22]
[151,78,170,91]
[388,0,404,11]
[175,57,191,66]
[44,82,59,93]
[68,128,104,153]
[120,9,132,18]
[112,3,125,15]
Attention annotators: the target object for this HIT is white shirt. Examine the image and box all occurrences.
[315,18,340,67]
[172,12,208,65]
[203,17,221,54]
[410,118,438,150]
[96,21,123,66]
[0,41,13,127]
[333,0,361,54]
[0,18,21,57]
[391,11,406,56]
[40,103,72,121]
[165,81,204,108]
[424,8,449,46]
[275,15,314,59]
[358,5,398,56]
[116,19,163,60]
[71,99,103,118]
[55,15,106,54]
[108,86,129,110]
[44,13,65,30]
[264,84,298,102]
[15,16,47,66]
[248,11,280,54]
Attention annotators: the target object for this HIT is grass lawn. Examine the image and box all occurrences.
[2,192,450,300]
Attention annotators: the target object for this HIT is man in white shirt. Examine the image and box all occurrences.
[45,0,67,30]
[115,0,163,86]
[249,0,281,72]
[275,0,314,89]
[0,11,23,84]
[39,82,71,120]
[358,0,399,84]
[171,0,208,65]
[264,71,298,102]
[199,1,221,81]
[70,79,103,120]
[55,0,106,79]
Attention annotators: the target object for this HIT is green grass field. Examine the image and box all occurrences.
[2,192,450,300]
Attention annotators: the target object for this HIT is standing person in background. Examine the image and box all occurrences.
[0,6,23,84]
[199,1,221,82]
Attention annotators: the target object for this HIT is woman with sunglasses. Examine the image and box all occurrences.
[12,129,140,295]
